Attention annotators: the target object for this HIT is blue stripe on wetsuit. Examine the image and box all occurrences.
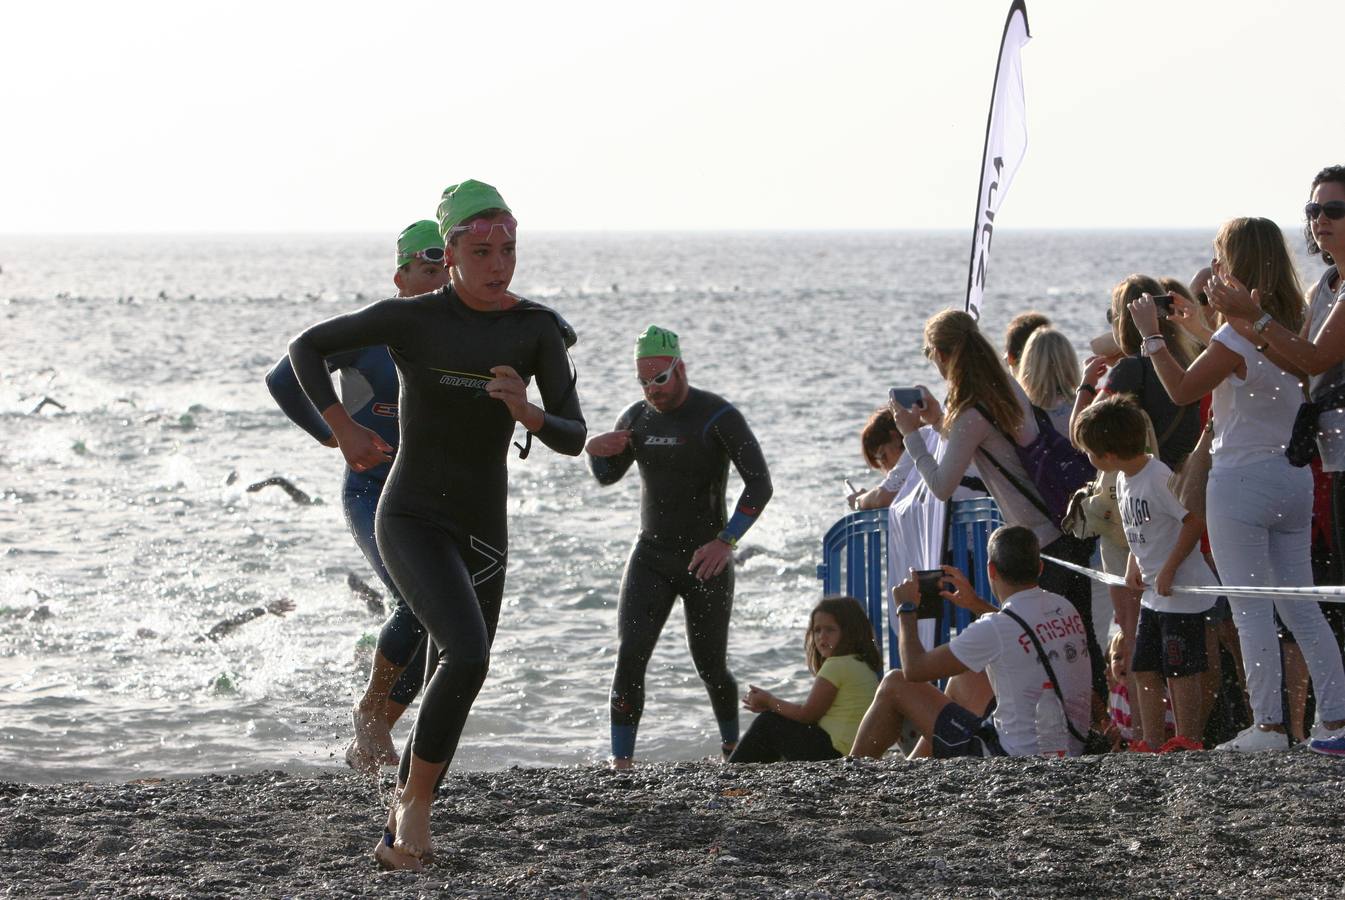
[265,346,400,481]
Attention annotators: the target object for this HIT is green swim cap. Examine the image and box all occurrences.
[635,326,681,360]
[395,220,443,268]
[437,180,511,240]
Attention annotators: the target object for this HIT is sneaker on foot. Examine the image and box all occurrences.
[1308,734,1345,757]
[1158,735,1203,753]
[1215,725,1289,752]
[1127,739,1157,753]
[1309,722,1345,742]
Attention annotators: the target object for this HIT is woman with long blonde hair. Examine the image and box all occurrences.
[890,309,1107,706]
[1135,216,1345,752]
[1017,326,1081,437]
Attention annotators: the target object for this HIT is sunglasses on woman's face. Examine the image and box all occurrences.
[637,357,681,388]
[1305,201,1345,222]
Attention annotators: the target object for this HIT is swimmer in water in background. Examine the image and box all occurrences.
[586,326,773,769]
[266,221,448,772]
[288,180,586,869]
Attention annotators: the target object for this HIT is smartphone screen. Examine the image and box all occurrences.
[912,569,946,619]
[889,387,924,411]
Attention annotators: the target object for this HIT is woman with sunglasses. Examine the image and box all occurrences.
[1210,167,1345,564]
[1135,215,1345,753]
[288,180,586,868]
[891,310,1108,711]
[266,220,447,772]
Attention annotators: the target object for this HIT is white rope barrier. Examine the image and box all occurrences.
[1041,555,1345,605]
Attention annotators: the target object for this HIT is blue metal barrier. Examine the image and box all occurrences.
[817,498,1003,670]
[816,509,891,664]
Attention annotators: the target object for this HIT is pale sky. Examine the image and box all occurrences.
[2,0,1339,233]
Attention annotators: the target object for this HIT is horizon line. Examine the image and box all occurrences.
[0,225,1230,239]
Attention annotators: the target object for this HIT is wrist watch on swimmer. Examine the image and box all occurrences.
[1252,312,1274,334]
[1140,334,1166,356]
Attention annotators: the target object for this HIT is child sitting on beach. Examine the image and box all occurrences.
[1076,396,1213,752]
[728,597,881,762]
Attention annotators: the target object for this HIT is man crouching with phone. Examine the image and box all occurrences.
[849,525,1093,758]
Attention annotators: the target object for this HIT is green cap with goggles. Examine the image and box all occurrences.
[634,325,681,360]
[396,220,444,268]
[437,180,511,241]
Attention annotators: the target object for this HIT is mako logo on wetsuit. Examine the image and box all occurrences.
[432,367,492,392]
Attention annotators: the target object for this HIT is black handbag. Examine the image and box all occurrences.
[1286,381,1345,468]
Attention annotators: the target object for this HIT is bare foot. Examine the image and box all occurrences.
[374,833,424,872]
[351,702,399,766]
[344,738,380,774]
[611,757,634,770]
[393,795,433,861]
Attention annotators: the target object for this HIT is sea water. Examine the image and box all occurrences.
[0,230,1319,783]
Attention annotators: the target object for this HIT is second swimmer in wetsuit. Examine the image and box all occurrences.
[587,326,773,768]
[266,220,447,771]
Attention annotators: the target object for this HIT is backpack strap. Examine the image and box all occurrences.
[999,606,1089,745]
[973,404,1055,522]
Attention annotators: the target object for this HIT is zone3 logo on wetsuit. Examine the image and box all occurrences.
[589,386,773,551]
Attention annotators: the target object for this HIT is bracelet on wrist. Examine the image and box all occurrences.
[898,602,918,616]
[1076,384,1097,399]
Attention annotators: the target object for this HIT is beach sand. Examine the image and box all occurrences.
[2,753,1340,898]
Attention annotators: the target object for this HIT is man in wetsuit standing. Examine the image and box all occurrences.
[587,326,772,768]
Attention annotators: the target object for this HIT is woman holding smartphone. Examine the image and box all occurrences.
[1210,167,1345,578]
[889,309,1107,708]
[1136,215,1345,753]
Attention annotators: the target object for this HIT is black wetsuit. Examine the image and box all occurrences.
[589,387,772,757]
[289,286,585,778]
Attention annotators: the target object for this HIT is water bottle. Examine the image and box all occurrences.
[1036,681,1069,758]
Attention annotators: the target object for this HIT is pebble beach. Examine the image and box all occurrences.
[4,752,1342,898]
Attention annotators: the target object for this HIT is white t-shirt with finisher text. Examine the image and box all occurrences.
[948,586,1093,757]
